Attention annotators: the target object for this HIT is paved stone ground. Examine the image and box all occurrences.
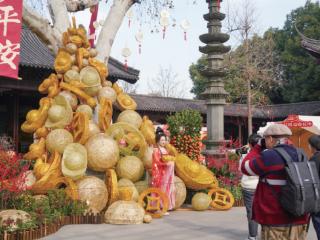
[45,207,317,240]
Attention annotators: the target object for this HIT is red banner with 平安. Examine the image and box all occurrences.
[0,0,23,79]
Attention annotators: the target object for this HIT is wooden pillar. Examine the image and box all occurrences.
[238,122,242,146]
[13,93,19,152]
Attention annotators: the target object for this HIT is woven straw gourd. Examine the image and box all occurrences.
[116,156,144,183]
[77,176,108,212]
[174,176,187,209]
[116,110,142,129]
[46,129,73,154]
[104,200,145,224]
[118,178,139,202]
[192,192,211,211]
[85,133,119,172]
[142,146,153,170]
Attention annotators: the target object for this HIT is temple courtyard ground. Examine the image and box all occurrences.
[44,207,317,240]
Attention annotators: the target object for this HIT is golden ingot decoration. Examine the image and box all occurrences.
[112,82,123,95]
[32,152,78,195]
[88,120,101,138]
[46,129,74,154]
[76,104,93,119]
[175,153,218,190]
[64,70,80,83]
[104,200,145,225]
[0,210,31,230]
[134,180,149,195]
[165,143,179,157]
[116,110,142,129]
[60,81,97,108]
[208,188,234,210]
[62,143,87,180]
[98,97,113,132]
[140,116,155,145]
[21,97,52,133]
[106,122,147,159]
[59,90,78,110]
[45,95,73,129]
[192,192,211,211]
[98,87,117,103]
[118,178,139,202]
[142,146,153,170]
[38,73,60,98]
[77,176,108,212]
[117,93,137,111]
[174,176,187,209]
[89,57,108,81]
[79,66,102,97]
[105,169,119,206]
[138,187,169,218]
[71,112,90,144]
[116,156,144,183]
[76,48,90,69]
[54,49,72,74]
[23,137,46,161]
[35,127,49,138]
[85,133,119,171]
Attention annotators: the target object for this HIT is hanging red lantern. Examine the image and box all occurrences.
[180,19,191,41]
[127,9,133,28]
[160,10,170,40]
[121,47,131,71]
[135,30,144,54]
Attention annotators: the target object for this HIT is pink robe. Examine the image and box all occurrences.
[151,146,175,210]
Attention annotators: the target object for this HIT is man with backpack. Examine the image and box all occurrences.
[241,124,312,240]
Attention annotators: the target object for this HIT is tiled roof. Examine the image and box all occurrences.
[20,26,139,83]
[130,94,320,119]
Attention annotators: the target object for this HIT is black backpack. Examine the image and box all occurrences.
[274,147,320,216]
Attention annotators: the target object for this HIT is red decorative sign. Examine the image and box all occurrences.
[280,115,313,128]
[0,0,23,79]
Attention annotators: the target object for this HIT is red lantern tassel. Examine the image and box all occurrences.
[139,44,141,54]
[184,31,187,41]
[129,19,131,28]
[124,59,128,71]
[163,27,166,39]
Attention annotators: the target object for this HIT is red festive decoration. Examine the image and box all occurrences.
[88,4,99,47]
[280,115,313,128]
[0,0,23,79]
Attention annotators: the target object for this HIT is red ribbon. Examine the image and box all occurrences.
[89,4,99,47]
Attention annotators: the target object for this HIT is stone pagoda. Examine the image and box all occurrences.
[199,0,231,158]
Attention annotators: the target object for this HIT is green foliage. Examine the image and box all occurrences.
[166,109,202,138]
[189,56,207,99]
[271,1,320,103]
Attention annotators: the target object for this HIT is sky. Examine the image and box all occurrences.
[73,0,312,99]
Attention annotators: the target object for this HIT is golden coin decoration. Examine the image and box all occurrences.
[105,169,119,206]
[71,112,90,144]
[138,187,169,218]
[208,188,234,210]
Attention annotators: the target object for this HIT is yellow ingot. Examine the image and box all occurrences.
[23,138,46,161]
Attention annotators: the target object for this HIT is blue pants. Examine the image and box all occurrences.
[242,188,258,238]
[312,212,320,240]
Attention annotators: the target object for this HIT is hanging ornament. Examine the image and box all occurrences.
[127,9,134,28]
[180,19,191,41]
[160,17,170,39]
[88,4,99,47]
[135,30,144,55]
[160,9,170,19]
[121,47,131,71]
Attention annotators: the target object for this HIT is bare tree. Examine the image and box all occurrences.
[148,66,185,98]
[117,80,139,94]
[22,0,181,65]
[224,0,281,135]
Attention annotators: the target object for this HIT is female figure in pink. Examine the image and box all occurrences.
[151,127,175,211]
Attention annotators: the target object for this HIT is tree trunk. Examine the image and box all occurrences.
[95,0,134,64]
[65,0,99,12]
[48,0,69,35]
[22,3,61,55]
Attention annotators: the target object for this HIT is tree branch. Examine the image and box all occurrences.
[22,2,61,55]
[48,0,70,35]
[95,0,134,64]
[65,0,99,12]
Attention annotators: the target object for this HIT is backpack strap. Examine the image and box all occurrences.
[273,147,293,165]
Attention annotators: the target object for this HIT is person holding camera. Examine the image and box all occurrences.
[239,134,262,240]
[241,124,309,240]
